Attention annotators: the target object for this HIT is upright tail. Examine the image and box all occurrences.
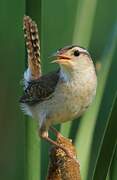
[23,16,41,83]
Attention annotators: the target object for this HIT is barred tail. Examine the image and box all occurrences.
[23,16,41,81]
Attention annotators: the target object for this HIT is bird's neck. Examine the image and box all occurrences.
[59,65,95,83]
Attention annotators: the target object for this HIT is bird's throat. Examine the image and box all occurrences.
[60,67,74,82]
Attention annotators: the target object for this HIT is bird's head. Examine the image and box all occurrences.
[51,45,92,73]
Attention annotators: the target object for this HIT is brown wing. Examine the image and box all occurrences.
[20,70,60,105]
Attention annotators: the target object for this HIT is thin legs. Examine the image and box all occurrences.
[39,126,76,161]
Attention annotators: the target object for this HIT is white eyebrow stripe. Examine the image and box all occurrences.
[71,47,89,55]
[76,47,88,53]
[59,45,89,55]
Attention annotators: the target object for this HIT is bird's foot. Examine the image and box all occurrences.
[39,130,78,164]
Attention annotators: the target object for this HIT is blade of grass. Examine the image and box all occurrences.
[92,93,117,180]
[72,0,98,47]
[86,23,117,180]
[109,145,117,180]
[25,1,41,180]
[25,120,40,180]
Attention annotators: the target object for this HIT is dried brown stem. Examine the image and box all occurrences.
[46,135,81,180]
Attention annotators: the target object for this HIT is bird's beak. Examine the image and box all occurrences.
[51,52,71,64]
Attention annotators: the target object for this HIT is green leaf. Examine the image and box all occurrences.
[25,1,41,180]
[87,25,117,180]
[109,145,117,180]
[25,120,40,180]
[92,93,117,179]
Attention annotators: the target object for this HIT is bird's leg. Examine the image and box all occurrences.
[40,131,74,159]
[39,127,76,161]
[49,126,63,139]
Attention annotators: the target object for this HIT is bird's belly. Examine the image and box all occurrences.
[45,88,94,124]
[50,80,96,124]
[50,95,80,124]
[29,91,81,125]
[28,76,96,125]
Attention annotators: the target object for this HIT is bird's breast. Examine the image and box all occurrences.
[51,69,97,123]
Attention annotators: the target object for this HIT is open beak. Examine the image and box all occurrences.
[51,52,71,64]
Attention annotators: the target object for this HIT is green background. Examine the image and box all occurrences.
[0,0,116,180]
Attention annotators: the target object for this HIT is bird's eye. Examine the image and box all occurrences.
[74,50,80,57]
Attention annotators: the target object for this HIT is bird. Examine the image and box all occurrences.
[20,16,97,160]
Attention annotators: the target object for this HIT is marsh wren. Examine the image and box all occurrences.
[20,16,97,160]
